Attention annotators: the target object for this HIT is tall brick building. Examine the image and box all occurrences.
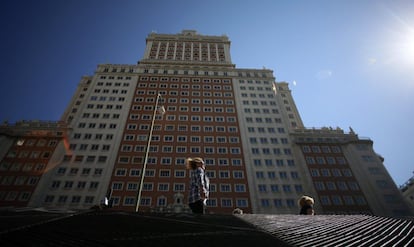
[0,30,411,216]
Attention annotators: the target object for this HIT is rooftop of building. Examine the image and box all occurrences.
[146,30,230,41]
[401,174,414,191]
[1,208,413,247]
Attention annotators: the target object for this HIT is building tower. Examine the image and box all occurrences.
[108,30,251,213]
[0,30,411,216]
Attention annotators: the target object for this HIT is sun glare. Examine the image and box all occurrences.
[399,30,414,65]
[386,8,414,67]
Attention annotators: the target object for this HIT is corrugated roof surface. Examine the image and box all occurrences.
[1,209,413,246]
[0,209,287,247]
[238,214,414,247]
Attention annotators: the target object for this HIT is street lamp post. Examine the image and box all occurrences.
[135,93,164,212]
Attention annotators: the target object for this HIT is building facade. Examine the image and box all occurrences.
[0,30,411,216]
[0,121,67,207]
[401,175,414,212]
[291,127,412,216]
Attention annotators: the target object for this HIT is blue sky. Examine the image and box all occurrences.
[1,0,413,186]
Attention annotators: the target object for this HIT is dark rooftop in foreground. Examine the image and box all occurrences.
[0,208,413,247]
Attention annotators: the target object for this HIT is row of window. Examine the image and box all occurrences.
[112,182,247,193]
[0,191,32,202]
[100,68,134,74]
[97,77,132,82]
[253,159,296,167]
[113,169,245,179]
[151,46,224,54]
[0,162,46,172]
[302,145,342,153]
[260,198,299,208]
[153,40,224,47]
[141,69,230,76]
[72,133,113,141]
[15,139,58,147]
[251,148,292,155]
[361,155,377,162]
[81,113,121,119]
[56,167,103,176]
[141,106,237,115]
[150,55,226,62]
[123,134,240,143]
[248,127,286,134]
[50,180,100,190]
[244,108,279,114]
[240,86,273,92]
[117,157,244,166]
[136,99,235,107]
[258,184,303,193]
[151,41,224,50]
[129,112,237,121]
[0,176,39,186]
[84,104,123,110]
[59,154,110,164]
[40,195,248,208]
[126,124,239,133]
[241,93,275,98]
[77,122,118,129]
[99,68,269,79]
[90,96,126,102]
[5,151,51,159]
[319,195,367,206]
[255,171,299,180]
[314,180,360,191]
[309,168,353,177]
[120,146,241,155]
[68,143,111,152]
[43,194,95,204]
[93,88,128,94]
[250,137,289,145]
[239,79,271,84]
[259,195,367,208]
[305,156,347,165]
[242,101,277,106]
[113,196,249,208]
[137,88,232,97]
[139,77,231,84]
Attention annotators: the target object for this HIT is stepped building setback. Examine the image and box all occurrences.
[0,30,412,216]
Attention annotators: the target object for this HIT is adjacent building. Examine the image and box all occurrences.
[0,121,67,207]
[401,174,414,212]
[0,30,411,216]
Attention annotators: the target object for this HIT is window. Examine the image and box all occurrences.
[219,171,230,178]
[159,170,170,177]
[221,199,233,207]
[261,199,270,207]
[158,183,169,191]
[258,184,267,192]
[256,171,264,179]
[220,184,231,192]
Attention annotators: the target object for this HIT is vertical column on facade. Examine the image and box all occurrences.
[213,43,218,62]
[173,42,177,60]
[162,41,170,60]
[190,42,193,61]
[144,40,152,59]
[195,42,200,61]
[223,42,231,63]
[156,41,161,60]
[207,43,211,62]
[183,42,188,61]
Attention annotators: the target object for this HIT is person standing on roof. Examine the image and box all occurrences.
[298,195,315,215]
[186,157,210,214]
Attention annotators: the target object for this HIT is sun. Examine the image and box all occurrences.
[398,29,414,65]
